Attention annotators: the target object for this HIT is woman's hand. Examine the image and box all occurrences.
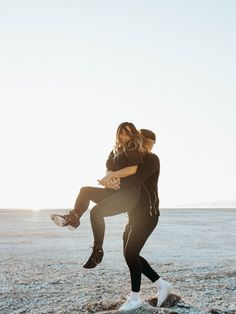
[98,171,114,184]
[98,176,120,190]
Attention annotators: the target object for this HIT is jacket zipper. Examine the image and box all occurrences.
[142,183,158,216]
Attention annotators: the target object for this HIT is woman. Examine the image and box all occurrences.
[51,122,145,268]
[101,129,172,311]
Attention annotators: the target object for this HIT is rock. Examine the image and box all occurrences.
[228,304,236,312]
[209,309,222,314]
[147,293,181,308]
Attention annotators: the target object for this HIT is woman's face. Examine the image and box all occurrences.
[118,128,131,145]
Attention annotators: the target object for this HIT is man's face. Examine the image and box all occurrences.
[145,142,154,152]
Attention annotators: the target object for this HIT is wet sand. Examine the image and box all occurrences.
[0,208,235,314]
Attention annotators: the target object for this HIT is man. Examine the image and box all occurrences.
[118,129,172,311]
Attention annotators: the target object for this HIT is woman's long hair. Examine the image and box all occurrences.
[114,122,145,155]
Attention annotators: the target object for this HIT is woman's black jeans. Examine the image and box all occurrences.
[74,185,141,248]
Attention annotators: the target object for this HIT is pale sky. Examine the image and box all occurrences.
[0,0,235,208]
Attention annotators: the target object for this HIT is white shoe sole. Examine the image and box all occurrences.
[66,225,76,231]
[118,301,143,312]
[157,283,172,307]
[50,214,67,227]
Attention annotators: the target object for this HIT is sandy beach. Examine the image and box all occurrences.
[0,208,235,314]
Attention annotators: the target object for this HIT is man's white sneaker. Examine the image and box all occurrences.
[157,280,172,307]
[118,296,142,312]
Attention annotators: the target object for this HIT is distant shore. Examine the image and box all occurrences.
[1,207,236,211]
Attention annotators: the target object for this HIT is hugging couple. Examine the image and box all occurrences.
[51,121,172,312]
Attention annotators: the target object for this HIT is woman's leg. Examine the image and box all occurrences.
[90,186,141,248]
[73,186,116,217]
[123,217,159,292]
[83,186,141,269]
[51,187,115,228]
